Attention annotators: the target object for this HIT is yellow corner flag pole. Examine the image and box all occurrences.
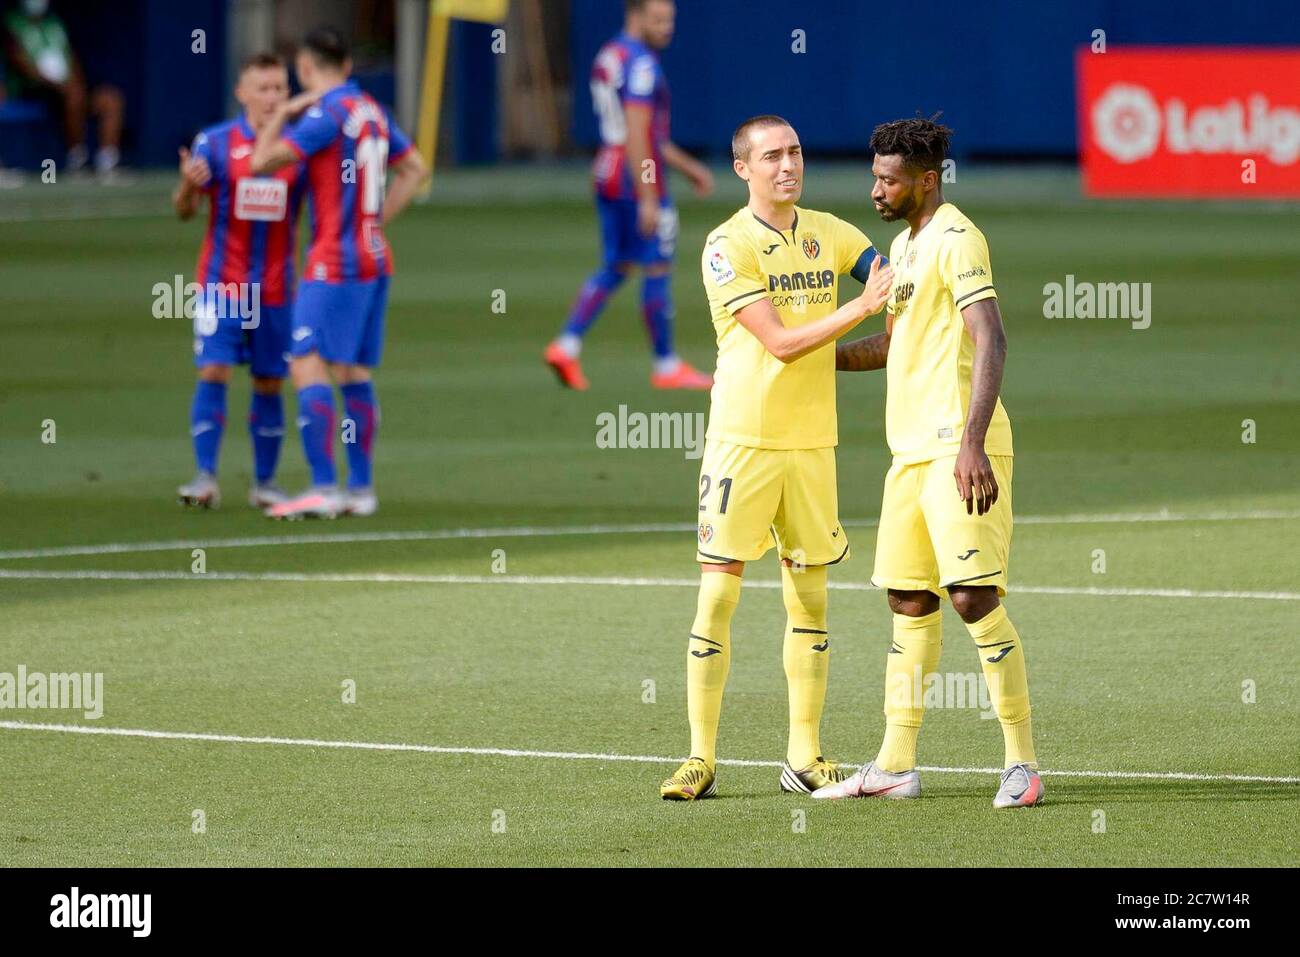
[418,0,509,195]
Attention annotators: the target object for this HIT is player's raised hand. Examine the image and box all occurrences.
[178,147,211,188]
[954,442,998,515]
[857,254,894,315]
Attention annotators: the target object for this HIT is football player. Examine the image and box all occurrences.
[660,116,892,800]
[815,118,1042,808]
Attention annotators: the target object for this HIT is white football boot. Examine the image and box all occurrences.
[177,471,221,509]
[811,760,921,800]
[265,487,343,520]
[992,763,1044,808]
[342,487,378,517]
[248,483,291,509]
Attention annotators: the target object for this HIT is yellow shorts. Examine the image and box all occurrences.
[695,439,849,566]
[872,454,1013,598]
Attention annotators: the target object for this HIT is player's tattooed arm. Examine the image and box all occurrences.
[955,297,1008,515]
[835,330,890,371]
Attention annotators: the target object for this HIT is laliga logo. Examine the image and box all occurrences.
[1091,83,1162,163]
[1093,82,1300,165]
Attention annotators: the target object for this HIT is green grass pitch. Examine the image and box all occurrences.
[0,167,1296,866]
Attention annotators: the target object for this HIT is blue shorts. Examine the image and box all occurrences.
[596,194,677,269]
[193,301,291,378]
[291,276,390,367]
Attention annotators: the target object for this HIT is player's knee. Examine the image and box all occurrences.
[781,565,827,624]
[251,376,282,395]
[700,560,743,578]
[948,586,999,624]
[888,589,939,618]
[643,263,671,278]
[198,365,231,385]
[331,364,371,385]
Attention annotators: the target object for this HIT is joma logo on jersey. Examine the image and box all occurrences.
[768,269,835,292]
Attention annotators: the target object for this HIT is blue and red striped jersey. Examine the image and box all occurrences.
[283,81,413,283]
[589,33,671,201]
[190,115,306,307]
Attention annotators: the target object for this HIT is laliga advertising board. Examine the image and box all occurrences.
[1077,47,1300,198]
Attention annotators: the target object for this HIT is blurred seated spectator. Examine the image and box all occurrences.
[4,0,124,176]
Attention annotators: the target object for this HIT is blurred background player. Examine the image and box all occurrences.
[3,0,125,179]
[543,0,714,391]
[660,116,893,800]
[174,52,305,511]
[814,118,1041,808]
[251,26,428,519]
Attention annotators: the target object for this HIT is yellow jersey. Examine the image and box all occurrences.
[701,206,873,450]
[884,202,1013,464]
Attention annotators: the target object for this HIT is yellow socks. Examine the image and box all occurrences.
[968,604,1035,768]
[687,571,741,767]
[877,609,943,773]
[781,564,830,769]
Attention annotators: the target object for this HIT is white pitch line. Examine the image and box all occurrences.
[1,509,1297,562]
[0,568,1296,601]
[1,720,1295,785]
[0,522,694,561]
[1012,509,1300,525]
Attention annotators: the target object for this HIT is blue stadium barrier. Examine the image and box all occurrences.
[570,0,1300,159]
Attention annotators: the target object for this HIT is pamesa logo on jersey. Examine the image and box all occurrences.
[767,268,835,292]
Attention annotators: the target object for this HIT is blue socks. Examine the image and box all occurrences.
[248,391,285,484]
[560,267,676,363]
[640,273,674,359]
[340,381,378,490]
[296,383,337,487]
[563,266,627,339]
[188,381,289,485]
[190,381,227,474]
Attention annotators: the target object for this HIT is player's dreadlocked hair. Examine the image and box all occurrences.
[869,116,953,173]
